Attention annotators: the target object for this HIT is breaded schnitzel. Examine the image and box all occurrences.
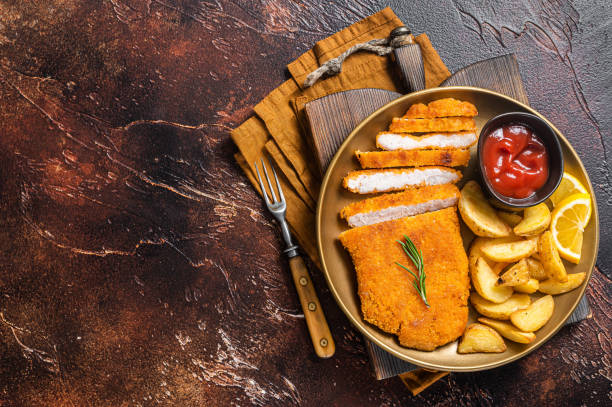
[389,117,476,133]
[376,132,477,151]
[404,98,478,119]
[340,184,460,227]
[339,207,470,351]
[342,167,462,194]
[355,148,471,169]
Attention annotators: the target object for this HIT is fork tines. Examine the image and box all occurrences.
[254,158,285,208]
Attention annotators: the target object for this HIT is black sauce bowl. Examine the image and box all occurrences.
[477,112,564,208]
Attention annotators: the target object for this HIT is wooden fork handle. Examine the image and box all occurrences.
[289,255,335,358]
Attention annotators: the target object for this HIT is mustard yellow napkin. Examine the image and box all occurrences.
[231,7,451,395]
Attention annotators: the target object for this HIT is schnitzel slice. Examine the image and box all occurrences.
[376,132,477,151]
[340,184,460,227]
[389,117,476,133]
[339,207,470,351]
[355,149,471,168]
[404,98,478,119]
[343,167,462,194]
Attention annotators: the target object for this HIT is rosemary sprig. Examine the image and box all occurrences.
[395,235,429,307]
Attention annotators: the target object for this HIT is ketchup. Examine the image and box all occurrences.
[482,124,549,199]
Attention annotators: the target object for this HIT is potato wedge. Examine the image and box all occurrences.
[457,323,507,353]
[492,262,510,275]
[473,257,513,303]
[469,238,509,278]
[478,317,536,344]
[510,295,554,332]
[539,272,587,295]
[497,259,530,286]
[538,231,568,283]
[526,257,547,281]
[513,203,551,236]
[481,237,537,263]
[468,237,493,272]
[497,211,523,227]
[514,278,540,294]
[459,181,512,237]
[470,292,531,320]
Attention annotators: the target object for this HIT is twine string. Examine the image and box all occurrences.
[303,36,407,88]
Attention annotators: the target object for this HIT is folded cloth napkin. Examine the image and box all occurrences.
[232,7,451,395]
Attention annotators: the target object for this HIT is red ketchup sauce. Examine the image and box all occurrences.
[482,124,549,199]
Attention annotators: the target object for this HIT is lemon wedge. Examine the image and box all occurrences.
[550,193,592,263]
[550,172,588,207]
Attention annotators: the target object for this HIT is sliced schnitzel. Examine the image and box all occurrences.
[342,167,461,194]
[404,98,478,119]
[339,207,470,351]
[376,132,477,151]
[389,117,476,133]
[340,184,460,227]
[355,149,470,169]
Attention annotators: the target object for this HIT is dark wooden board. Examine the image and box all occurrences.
[305,88,400,174]
[440,55,528,104]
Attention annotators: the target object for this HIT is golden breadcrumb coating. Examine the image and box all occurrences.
[338,207,470,351]
[389,117,476,133]
[355,149,471,168]
[340,184,460,222]
[404,98,478,119]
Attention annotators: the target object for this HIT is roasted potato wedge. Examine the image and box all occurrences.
[469,238,508,277]
[526,257,547,281]
[473,257,513,303]
[510,295,554,332]
[497,259,530,287]
[497,211,523,227]
[468,237,492,272]
[492,262,510,275]
[470,292,531,320]
[513,203,551,236]
[513,278,540,294]
[459,181,512,237]
[538,231,568,283]
[539,272,587,295]
[457,323,507,353]
[478,317,536,344]
[481,236,537,263]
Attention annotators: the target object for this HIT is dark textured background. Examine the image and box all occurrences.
[0,1,609,406]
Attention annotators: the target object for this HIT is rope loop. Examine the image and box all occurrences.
[303,37,403,87]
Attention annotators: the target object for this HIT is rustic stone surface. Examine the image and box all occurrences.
[0,1,609,406]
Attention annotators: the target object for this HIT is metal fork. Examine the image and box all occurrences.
[255,158,335,358]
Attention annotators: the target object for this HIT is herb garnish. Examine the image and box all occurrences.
[395,235,429,307]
